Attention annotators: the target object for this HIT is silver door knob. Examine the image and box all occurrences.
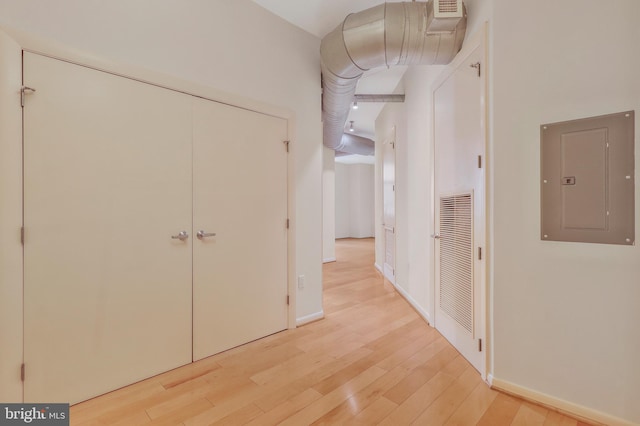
[197,230,216,240]
[171,231,189,241]
[431,234,441,239]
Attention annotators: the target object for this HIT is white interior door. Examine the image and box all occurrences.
[382,131,396,283]
[23,53,193,403]
[434,43,486,376]
[192,99,288,361]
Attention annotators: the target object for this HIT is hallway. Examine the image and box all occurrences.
[70,238,585,425]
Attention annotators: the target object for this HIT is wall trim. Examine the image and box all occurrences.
[390,281,432,326]
[374,263,383,273]
[296,310,324,327]
[322,257,336,263]
[491,377,634,426]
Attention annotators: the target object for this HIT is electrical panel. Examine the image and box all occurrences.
[541,111,635,245]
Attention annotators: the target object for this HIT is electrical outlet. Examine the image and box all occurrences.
[297,275,305,290]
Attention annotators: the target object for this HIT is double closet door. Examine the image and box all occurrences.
[22,53,288,404]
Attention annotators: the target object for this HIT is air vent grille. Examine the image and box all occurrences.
[438,0,459,13]
[439,193,473,333]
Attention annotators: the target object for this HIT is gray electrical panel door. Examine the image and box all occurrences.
[541,111,635,245]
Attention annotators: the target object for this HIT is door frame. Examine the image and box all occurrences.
[382,126,397,284]
[431,23,489,380]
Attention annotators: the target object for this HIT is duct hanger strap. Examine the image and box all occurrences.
[354,94,406,103]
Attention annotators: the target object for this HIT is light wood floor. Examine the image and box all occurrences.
[71,238,587,425]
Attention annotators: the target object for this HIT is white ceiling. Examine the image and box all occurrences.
[251,0,404,39]
[252,0,407,152]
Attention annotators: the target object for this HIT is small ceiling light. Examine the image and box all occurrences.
[349,121,354,132]
[352,101,358,110]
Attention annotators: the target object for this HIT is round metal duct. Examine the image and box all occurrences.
[320,1,467,153]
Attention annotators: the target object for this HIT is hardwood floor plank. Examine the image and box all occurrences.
[511,403,549,426]
[94,378,211,425]
[379,371,457,425]
[209,403,263,425]
[544,410,579,426]
[444,378,499,425]
[184,383,268,425]
[278,366,387,426]
[411,365,483,425]
[252,346,373,412]
[476,392,522,426]
[246,388,323,426]
[311,365,409,424]
[249,351,336,388]
[383,364,440,405]
[147,399,212,426]
[71,381,166,424]
[351,396,398,424]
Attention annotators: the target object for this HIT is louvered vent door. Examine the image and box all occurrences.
[439,194,473,333]
[433,39,485,376]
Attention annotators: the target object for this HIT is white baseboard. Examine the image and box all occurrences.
[389,281,432,326]
[491,377,635,426]
[374,263,383,273]
[486,373,494,386]
[296,310,324,327]
[322,257,336,263]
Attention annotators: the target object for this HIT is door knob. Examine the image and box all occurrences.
[431,234,441,239]
[197,230,216,240]
[171,231,189,241]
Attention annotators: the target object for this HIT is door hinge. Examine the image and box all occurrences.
[283,140,290,153]
[20,227,24,245]
[470,62,481,78]
[478,339,482,352]
[286,295,290,305]
[392,185,395,192]
[478,247,482,260]
[478,155,482,169]
[20,364,25,381]
[286,219,290,229]
[21,86,36,107]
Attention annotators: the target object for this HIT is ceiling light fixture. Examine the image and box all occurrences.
[349,121,354,132]
[352,101,358,110]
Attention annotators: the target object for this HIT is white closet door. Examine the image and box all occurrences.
[0,29,24,404]
[192,99,288,361]
[23,53,193,403]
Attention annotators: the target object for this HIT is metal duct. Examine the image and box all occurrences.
[320,1,467,152]
[338,133,375,156]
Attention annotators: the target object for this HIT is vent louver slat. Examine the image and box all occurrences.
[439,194,473,333]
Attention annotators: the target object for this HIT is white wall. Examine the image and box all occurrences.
[335,163,375,239]
[491,0,640,422]
[322,147,336,262]
[0,0,323,334]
